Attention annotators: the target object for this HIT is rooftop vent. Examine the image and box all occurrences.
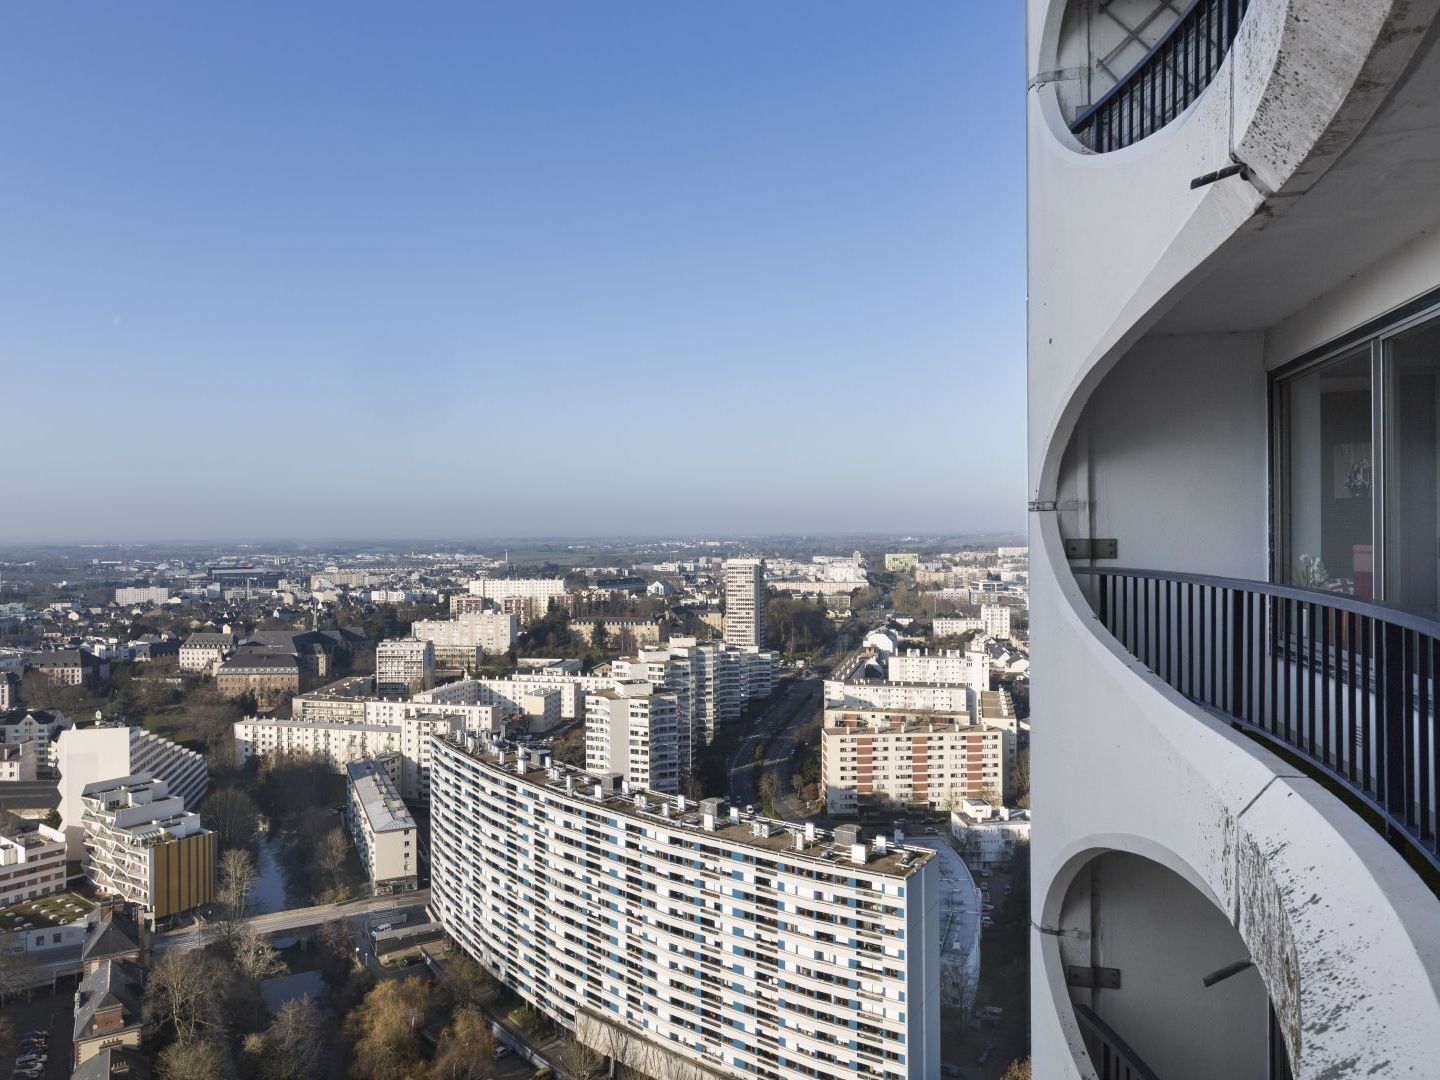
[834,824,861,848]
[752,820,772,839]
[849,843,869,866]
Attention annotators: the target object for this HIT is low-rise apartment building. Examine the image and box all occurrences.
[430,737,941,1080]
[821,708,1012,815]
[885,649,974,687]
[234,710,473,803]
[931,617,982,638]
[949,799,1030,867]
[114,587,169,607]
[0,822,67,906]
[345,758,418,894]
[80,776,215,921]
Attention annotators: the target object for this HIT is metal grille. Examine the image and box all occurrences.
[1070,0,1250,152]
[1076,567,1440,875]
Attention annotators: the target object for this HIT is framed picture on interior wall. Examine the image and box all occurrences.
[1334,441,1372,499]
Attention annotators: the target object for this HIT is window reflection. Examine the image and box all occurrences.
[1282,349,1372,598]
[1386,319,1440,614]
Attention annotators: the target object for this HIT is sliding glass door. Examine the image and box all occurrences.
[1276,303,1440,617]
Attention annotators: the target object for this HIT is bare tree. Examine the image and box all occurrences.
[205,788,261,850]
[146,950,228,1042]
[157,1035,232,1080]
[0,949,36,1004]
[258,995,327,1080]
[433,1006,495,1080]
[553,1035,606,1080]
[317,827,349,894]
[219,846,258,921]
[440,950,491,1009]
[232,923,286,981]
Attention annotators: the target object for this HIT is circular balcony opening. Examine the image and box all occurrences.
[1055,849,1293,1079]
[1051,0,1251,152]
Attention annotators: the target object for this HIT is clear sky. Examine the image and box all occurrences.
[0,2,1025,542]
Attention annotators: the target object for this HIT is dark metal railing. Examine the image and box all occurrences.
[1070,0,1250,153]
[1074,567,1440,875]
[1074,1003,1162,1080]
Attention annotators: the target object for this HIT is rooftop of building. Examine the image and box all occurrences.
[218,652,300,672]
[346,759,416,834]
[0,890,97,933]
[444,736,935,879]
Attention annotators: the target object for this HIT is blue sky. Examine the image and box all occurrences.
[0,2,1025,542]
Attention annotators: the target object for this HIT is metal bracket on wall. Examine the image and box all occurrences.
[1067,965,1122,990]
[1064,538,1119,560]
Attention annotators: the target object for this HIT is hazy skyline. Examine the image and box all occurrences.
[0,3,1024,542]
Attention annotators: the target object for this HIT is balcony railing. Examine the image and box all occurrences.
[1070,0,1250,153]
[1075,567,1440,874]
[1073,1004,1161,1080]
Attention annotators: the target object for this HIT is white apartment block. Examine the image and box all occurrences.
[820,709,1011,816]
[0,823,67,907]
[664,636,776,743]
[948,799,1030,867]
[430,737,941,1080]
[722,557,767,649]
[114,587,169,607]
[345,758,418,894]
[233,710,475,803]
[376,638,434,696]
[179,632,233,673]
[411,611,519,657]
[823,681,970,714]
[979,605,1012,640]
[55,723,209,859]
[417,676,574,729]
[584,683,684,794]
[931,617,982,638]
[885,649,975,687]
[466,577,567,623]
[80,775,215,920]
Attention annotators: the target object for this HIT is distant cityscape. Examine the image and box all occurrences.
[0,536,1030,1079]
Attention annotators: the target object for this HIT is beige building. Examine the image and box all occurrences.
[215,651,300,704]
[80,776,215,921]
[465,577,566,625]
[31,648,107,688]
[0,822,67,906]
[821,708,1012,815]
[376,638,434,696]
[570,616,663,650]
[411,611,518,665]
[345,758,418,894]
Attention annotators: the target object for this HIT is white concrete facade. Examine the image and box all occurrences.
[1028,1,1440,1076]
[345,758,418,893]
[375,638,434,696]
[886,650,970,687]
[722,558,767,649]
[584,682,684,794]
[55,724,209,860]
[411,612,519,656]
[429,737,941,1080]
[0,823,67,907]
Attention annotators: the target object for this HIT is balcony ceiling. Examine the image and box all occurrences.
[1153,22,1440,336]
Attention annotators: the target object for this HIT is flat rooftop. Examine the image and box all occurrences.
[449,738,935,879]
[0,890,96,932]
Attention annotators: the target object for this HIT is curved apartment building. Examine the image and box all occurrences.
[1028,1,1440,1076]
[429,735,941,1080]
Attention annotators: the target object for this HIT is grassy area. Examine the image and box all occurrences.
[0,890,95,932]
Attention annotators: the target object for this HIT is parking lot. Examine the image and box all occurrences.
[2,985,74,1079]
